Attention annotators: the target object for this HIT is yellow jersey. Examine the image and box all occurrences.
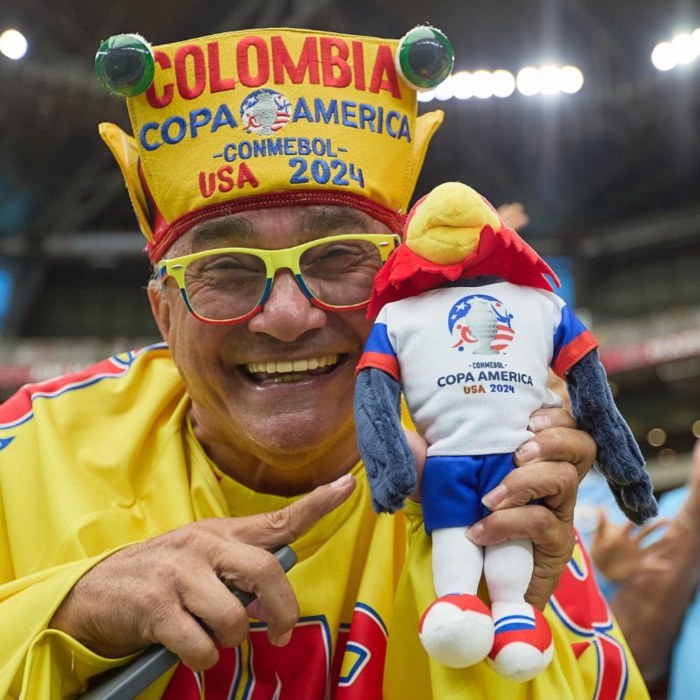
[0,344,648,699]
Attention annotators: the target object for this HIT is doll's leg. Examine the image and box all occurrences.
[483,540,553,681]
[418,527,494,668]
[432,526,482,595]
[484,537,532,610]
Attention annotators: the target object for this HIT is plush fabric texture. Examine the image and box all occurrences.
[354,367,416,513]
[367,182,559,318]
[568,350,658,524]
[354,180,658,682]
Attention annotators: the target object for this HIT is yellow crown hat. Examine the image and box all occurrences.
[96,26,453,262]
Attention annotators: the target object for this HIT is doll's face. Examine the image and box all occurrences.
[405,187,500,264]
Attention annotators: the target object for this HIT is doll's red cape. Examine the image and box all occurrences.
[367,223,560,318]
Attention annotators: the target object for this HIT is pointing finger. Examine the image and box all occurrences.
[225,473,356,549]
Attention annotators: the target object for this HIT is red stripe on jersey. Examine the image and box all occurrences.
[0,354,136,426]
[355,352,400,381]
[552,331,598,378]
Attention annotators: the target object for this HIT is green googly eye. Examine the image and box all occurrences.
[95,33,155,97]
[396,26,454,90]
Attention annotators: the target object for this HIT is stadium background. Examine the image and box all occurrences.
[1,0,699,490]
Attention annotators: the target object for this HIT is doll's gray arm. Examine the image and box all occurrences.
[354,367,417,513]
[567,350,658,525]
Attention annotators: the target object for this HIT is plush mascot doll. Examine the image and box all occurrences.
[354,181,658,682]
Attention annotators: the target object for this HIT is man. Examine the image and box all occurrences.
[577,440,700,699]
[0,26,646,698]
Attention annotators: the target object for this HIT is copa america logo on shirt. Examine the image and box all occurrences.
[240,88,293,135]
[448,294,515,355]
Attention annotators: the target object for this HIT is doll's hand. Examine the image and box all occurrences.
[466,407,595,610]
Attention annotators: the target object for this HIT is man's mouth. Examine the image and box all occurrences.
[244,354,342,383]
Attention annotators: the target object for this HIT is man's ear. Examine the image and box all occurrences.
[147,280,172,343]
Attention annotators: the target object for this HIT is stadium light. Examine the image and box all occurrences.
[491,69,516,98]
[0,29,27,60]
[652,27,700,71]
[419,64,583,102]
[559,66,585,93]
[451,71,475,100]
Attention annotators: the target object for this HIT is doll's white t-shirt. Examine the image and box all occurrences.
[358,281,597,457]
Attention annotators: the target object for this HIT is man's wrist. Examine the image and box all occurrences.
[675,505,700,535]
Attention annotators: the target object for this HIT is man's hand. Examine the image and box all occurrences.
[50,475,355,671]
[591,510,671,582]
[496,202,530,232]
[467,407,597,609]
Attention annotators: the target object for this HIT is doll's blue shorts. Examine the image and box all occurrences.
[421,453,516,534]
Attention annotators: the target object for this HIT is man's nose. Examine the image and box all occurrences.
[247,269,327,341]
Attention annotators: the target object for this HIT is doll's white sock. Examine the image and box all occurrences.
[484,539,534,621]
[431,527,483,597]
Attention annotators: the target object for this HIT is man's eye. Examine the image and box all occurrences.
[207,259,247,271]
[197,254,263,274]
[319,248,351,260]
[316,244,367,261]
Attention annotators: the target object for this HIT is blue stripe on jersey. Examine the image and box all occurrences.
[553,306,588,363]
[363,323,397,360]
[0,343,167,429]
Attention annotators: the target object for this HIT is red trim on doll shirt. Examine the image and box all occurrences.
[551,331,599,378]
[146,191,406,263]
[356,352,401,381]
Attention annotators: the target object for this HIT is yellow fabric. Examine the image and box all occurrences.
[0,345,648,698]
[98,122,153,240]
[99,28,444,248]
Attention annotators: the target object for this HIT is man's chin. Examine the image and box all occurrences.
[250,415,352,455]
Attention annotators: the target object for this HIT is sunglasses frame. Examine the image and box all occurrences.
[157,232,400,324]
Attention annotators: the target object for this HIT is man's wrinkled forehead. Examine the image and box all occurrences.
[173,205,388,254]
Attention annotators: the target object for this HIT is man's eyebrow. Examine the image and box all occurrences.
[300,207,373,235]
[188,217,256,250]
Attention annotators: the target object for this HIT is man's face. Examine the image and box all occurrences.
[149,205,391,483]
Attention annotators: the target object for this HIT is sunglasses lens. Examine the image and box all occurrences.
[299,238,384,307]
[184,252,268,321]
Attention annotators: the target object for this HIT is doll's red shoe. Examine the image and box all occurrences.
[487,606,553,682]
[418,593,494,668]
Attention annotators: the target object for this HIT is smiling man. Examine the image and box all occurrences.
[153,206,394,496]
[0,26,649,700]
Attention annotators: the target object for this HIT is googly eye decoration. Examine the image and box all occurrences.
[396,25,454,90]
[95,33,155,97]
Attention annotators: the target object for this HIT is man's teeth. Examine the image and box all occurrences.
[246,354,339,375]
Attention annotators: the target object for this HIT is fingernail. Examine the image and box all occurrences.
[516,440,540,463]
[528,415,552,432]
[275,630,293,647]
[482,484,507,509]
[466,523,484,543]
[332,474,352,488]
